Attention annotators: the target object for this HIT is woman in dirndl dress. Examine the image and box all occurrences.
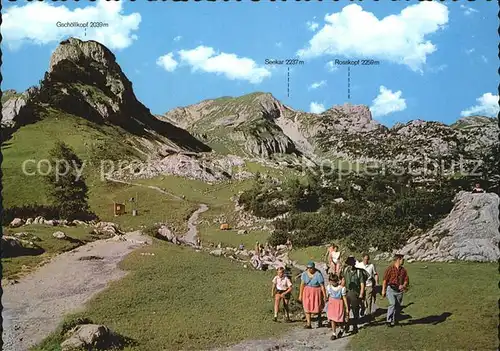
[298,261,327,329]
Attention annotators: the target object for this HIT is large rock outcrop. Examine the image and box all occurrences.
[399,191,500,262]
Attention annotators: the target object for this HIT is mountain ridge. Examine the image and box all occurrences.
[2,37,498,176]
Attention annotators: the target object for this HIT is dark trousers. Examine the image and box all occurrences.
[346,290,361,331]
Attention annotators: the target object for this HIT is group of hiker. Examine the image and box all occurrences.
[271,244,410,340]
[251,240,291,270]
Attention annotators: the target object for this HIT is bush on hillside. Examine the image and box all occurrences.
[242,169,458,252]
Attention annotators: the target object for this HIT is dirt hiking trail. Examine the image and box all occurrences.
[181,203,208,245]
[219,325,351,350]
[2,231,151,351]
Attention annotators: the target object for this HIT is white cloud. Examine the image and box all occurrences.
[307,21,319,31]
[325,61,338,72]
[310,102,326,113]
[275,42,283,48]
[460,4,479,15]
[308,80,326,90]
[156,53,178,72]
[460,93,499,117]
[466,48,475,54]
[481,55,488,63]
[370,86,407,118]
[297,3,449,72]
[173,35,182,42]
[2,0,141,50]
[176,46,271,84]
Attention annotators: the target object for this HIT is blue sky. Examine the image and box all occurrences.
[2,0,498,126]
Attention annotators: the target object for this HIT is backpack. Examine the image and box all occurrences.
[342,267,369,291]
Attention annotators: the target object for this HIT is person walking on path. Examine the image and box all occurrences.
[382,254,409,327]
[356,253,378,320]
[341,256,365,334]
[326,273,349,340]
[272,267,293,322]
[298,261,327,329]
[325,244,342,275]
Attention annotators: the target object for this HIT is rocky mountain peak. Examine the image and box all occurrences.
[46,37,133,105]
[328,103,373,120]
[320,103,384,134]
[49,38,117,73]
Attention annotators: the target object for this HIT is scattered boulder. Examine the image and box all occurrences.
[25,218,34,225]
[374,252,392,261]
[44,220,56,226]
[93,222,123,236]
[60,324,126,351]
[34,216,45,224]
[210,249,223,257]
[53,231,67,239]
[72,220,88,226]
[9,218,24,228]
[237,229,248,235]
[13,232,30,239]
[157,225,175,242]
[1,236,44,258]
[399,191,500,262]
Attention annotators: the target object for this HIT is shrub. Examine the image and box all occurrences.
[243,171,458,251]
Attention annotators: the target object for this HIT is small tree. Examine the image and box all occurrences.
[46,141,90,220]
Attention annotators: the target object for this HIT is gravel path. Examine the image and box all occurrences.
[181,203,209,245]
[105,177,183,200]
[219,325,351,351]
[2,231,151,351]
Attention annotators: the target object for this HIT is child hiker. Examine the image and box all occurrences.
[326,273,349,340]
[272,267,293,322]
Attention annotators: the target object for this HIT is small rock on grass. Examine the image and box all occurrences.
[53,231,67,239]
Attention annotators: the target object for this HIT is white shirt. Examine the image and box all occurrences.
[273,275,292,291]
[355,262,377,287]
[329,251,340,264]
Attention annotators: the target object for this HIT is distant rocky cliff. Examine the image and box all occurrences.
[161,92,498,167]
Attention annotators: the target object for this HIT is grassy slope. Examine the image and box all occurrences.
[2,224,94,279]
[2,108,139,208]
[291,248,497,351]
[351,261,497,351]
[33,242,296,351]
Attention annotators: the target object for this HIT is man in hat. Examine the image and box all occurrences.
[341,255,365,334]
[382,254,409,327]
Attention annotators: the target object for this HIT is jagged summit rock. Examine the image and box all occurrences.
[399,191,500,262]
[49,38,117,73]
